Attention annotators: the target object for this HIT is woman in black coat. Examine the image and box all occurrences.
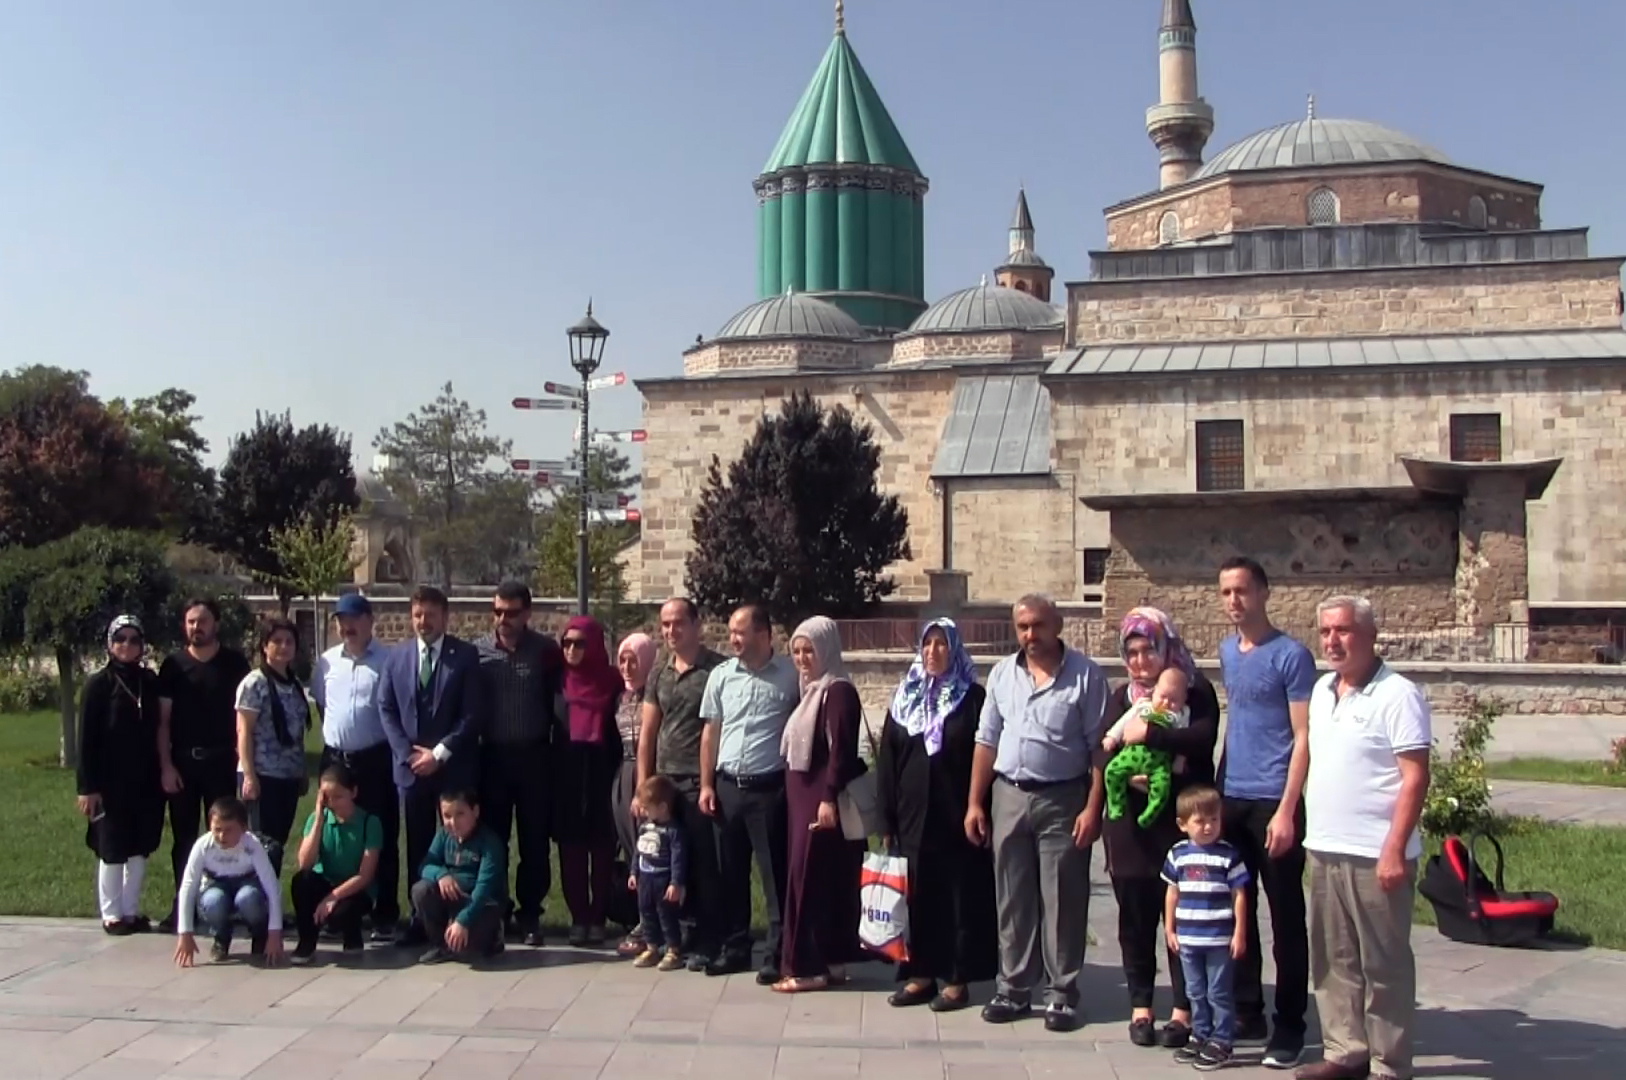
[1097,607,1220,1050]
[875,619,997,1012]
[77,615,165,934]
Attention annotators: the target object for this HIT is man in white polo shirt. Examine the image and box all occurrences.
[1297,596,1430,1080]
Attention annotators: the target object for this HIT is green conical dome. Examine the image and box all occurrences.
[762,33,920,175]
[754,17,928,333]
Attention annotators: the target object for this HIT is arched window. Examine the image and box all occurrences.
[1159,211,1181,245]
[1468,195,1488,230]
[1306,187,1340,226]
[1013,280,1030,294]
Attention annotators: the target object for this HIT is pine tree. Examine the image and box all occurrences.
[685,390,909,628]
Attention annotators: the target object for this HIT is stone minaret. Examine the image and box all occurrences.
[995,188,1054,302]
[1145,0,1214,189]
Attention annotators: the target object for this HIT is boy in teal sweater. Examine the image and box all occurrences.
[409,788,507,964]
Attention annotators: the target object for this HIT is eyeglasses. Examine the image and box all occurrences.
[111,635,142,647]
[562,638,585,651]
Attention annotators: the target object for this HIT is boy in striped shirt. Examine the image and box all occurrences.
[1163,785,1251,1071]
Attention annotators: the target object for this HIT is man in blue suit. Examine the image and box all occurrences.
[380,585,484,944]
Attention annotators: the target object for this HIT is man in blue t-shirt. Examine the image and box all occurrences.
[1215,556,1317,1070]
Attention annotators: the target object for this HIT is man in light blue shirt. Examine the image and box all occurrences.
[314,592,398,937]
[967,594,1107,1032]
[698,604,800,982]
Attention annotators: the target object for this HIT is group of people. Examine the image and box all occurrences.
[74,557,1430,1079]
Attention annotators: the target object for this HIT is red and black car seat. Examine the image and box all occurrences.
[1419,832,1558,947]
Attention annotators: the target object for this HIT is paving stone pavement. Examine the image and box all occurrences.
[2,863,1621,1080]
[1492,778,1626,826]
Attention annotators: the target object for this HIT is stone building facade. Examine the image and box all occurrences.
[632,1,1625,654]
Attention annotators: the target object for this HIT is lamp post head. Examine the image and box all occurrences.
[567,300,609,377]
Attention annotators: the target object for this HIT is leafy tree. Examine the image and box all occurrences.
[255,511,363,655]
[0,529,177,768]
[212,412,359,613]
[685,390,909,628]
[535,444,638,601]
[373,383,534,587]
[107,388,217,542]
[0,366,168,548]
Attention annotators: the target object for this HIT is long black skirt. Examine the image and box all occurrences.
[85,791,165,864]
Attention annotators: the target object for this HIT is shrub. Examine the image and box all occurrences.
[1609,736,1626,776]
[1421,695,1501,837]
[0,655,56,713]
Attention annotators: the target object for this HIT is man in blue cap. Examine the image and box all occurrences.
[313,591,400,940]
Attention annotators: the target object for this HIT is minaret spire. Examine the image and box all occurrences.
[1145,0,1215,189]
[835,0,845,36]
[995,186,1054,302]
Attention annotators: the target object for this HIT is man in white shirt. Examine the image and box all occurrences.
[1297,596,1431,1080]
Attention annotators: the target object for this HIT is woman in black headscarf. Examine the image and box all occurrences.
[76,615,165,934]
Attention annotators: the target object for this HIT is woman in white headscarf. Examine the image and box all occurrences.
[774,616,867,993]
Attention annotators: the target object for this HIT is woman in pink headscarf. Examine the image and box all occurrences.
[553,616,625,947]
[610,631,657,956]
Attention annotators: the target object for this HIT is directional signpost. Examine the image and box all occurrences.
[592,428,647,445]
[511,397,581,412]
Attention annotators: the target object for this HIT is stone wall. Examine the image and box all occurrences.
[947,477,1077,601]
[1104,166,1542,250]
[888,327,1061,364]
[1051,361,1626,603]
[1067,261,1621,345]
[1100,498,1460,637]
[682,337,875,376]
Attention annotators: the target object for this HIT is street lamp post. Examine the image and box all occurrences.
[566,303,609,615]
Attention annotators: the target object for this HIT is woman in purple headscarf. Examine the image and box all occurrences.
[873,618,997,1012]
[1097,606,1220,1051]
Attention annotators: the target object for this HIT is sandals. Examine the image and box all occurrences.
[771,975,828,993]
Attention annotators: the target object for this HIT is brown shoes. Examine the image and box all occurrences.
[1293,1060,1370,1080]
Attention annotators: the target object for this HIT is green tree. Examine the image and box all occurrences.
[107,388,217,542]
[0,366,168,549]
[535,444,638,602]
[685,390,909,629]
[0,529,177,768]
[373,383,533,587]
[212,412,359,613]
[256,512,363,655]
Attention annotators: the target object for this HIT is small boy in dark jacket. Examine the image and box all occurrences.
[629,775,687,971]
[410,789,507,965]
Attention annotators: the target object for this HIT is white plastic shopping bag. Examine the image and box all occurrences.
[858,852,909,962]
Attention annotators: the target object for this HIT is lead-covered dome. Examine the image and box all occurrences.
[1195,118,1448,179]
[715,292,863,341]
[908,283,1063,334]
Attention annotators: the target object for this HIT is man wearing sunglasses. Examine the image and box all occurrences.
[475,580,563,946]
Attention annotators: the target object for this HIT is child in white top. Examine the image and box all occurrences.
[1102,668,1191,751]
[174,797,285,967]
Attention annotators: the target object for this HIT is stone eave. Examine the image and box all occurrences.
[637,357,1049,391]
[1061,253,1626,292]
[1101,158,1546,217]
[1400,456,1563,501]
[891,321,1064,343]
[1082,484,1448,512]
[682,333,862,357]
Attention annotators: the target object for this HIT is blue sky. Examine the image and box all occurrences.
[2,0,1620,481]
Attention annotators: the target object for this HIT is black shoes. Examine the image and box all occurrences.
[1129,1017,1159,1047]
[685,952,712,973]
[755,964,779,986]
[1043,1003,1077,1032]
[290,940,318,965]
[1160,1020,1192,1048]
[1262,1033,1305,1069]
[703,954,752,978]
[980,994,1032,1024]
[1194,1041,1234,1071]
[418,946,454,965]
[889,982,937,1008]
[1235,1015,1270,1043]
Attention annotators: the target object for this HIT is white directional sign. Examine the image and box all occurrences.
[542,381,584,400]
[587,372,627,391]
[529,470,581,486]
[590,508,641,524]
[592,429,647,445]
[512,397,580,412]
[585,492,633,510]
[510,459,572,473]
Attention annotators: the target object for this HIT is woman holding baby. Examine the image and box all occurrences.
[1095,607,1221,1051]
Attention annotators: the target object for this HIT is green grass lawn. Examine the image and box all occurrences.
[1487,757,1626,789]
[0,710,765,934]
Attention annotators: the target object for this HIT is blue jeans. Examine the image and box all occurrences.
[197,875,270,943]
[637,872,683,951]
[1180,945,1236,1046]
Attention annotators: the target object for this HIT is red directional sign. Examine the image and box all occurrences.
[542,381,584,400]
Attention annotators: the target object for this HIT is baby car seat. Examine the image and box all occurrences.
[1418,832,1558,947]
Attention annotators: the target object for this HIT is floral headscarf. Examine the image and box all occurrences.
[1118,606,1197,703]
[888,618,977,756]
[781,617,850,773]
[618,632,657,695]
[563,616,622,743]
[106,614,144,654]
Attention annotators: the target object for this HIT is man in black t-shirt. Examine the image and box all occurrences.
[157,598,252,932]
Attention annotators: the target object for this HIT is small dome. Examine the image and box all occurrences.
[1195,118,1448,180]
[715,293,863,341]
[908,283,1062,334]
[999,248,1049,269]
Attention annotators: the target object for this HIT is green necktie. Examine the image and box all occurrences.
[419,644,434,689]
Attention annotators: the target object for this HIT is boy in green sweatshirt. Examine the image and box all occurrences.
[409,789,507,964]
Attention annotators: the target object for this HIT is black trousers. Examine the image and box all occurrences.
[480,740,551,922]
[672,775,722,957]
[410,879,501,954]
[291,869,373,946]
[404,781,444,913]
[165,749,237,909]
[713,772,788,966]
[637,872,683,950]
[1113,876,1190,1013]
[246,774,303,851]
[1223,796,1309,1036]
[320,744,401,926]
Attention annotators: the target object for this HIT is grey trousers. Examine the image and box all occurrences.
[1309,852,1417,1079]
[990,776,1092,1007]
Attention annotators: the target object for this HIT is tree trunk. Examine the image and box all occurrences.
[56,645,78,770]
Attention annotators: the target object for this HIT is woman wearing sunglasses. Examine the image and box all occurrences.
[553,616,626,946]
[77,615,166,934]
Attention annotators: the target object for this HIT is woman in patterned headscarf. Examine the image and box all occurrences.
[1097,606,1219,1051]
[553,616,625,947]
[77,615,165,934]
[873,618,996,1012]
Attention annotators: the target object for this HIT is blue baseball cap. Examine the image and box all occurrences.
[333,593,373,618]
